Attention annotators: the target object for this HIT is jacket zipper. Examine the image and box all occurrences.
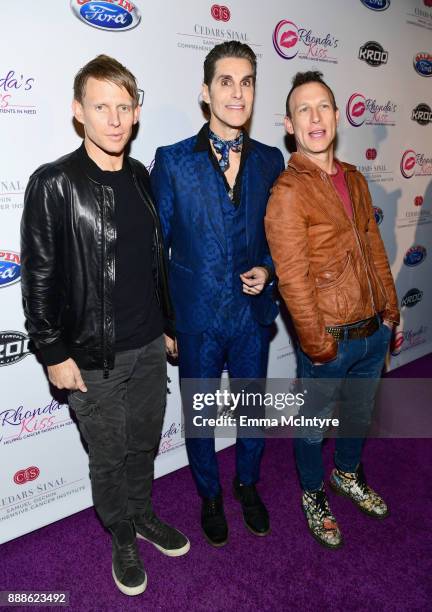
[322,171,376,313]
[101,187,109,378]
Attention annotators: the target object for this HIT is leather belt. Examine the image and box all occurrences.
[326,316,380,341]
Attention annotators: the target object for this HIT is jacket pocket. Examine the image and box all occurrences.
[315,252,362,322]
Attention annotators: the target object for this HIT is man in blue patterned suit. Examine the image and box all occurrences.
[151,41,284,546]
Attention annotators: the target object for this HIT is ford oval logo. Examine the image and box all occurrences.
[414,53,432,77]
[373,206,384,225]
[404,246,427,267]
[0,251,21,288]
[360,0,390,10]
[70,0,141,31]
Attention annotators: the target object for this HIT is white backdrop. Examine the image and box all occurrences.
[1,0,431,543]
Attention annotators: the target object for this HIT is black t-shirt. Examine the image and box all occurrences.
[85,152,164,351]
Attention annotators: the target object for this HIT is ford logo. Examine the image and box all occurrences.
[360,0,390,11]
[404,246,427,267]
[70,0,141,31]
[373,206,384,225]
[360,0,390,10]
[0,250,21,288]
[414,53,432,77]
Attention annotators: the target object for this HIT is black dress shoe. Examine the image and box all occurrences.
[201,494,228,547]
[233,478,270,536]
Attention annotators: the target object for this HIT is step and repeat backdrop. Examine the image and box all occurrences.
[1,0,431,543]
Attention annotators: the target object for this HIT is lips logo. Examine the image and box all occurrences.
[346,93,366,127]
[280,30,298,49]
[424,0,432,6]
[391,330,404,356]
[404,246,427,267]
[14,466,40,485]
[373,206,384,225]
[360,0,390,10]
[400,150,417,178]
[0,250,21,288]
[413,52,432,77]
[366,148,377,160]
[273,20,299,59]
[211,4,231,22]
[414,195,424,206]
[70,0,141,31]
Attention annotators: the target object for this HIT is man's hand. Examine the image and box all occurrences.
[165,334,178,358]
[240,266,269,295]
[47,358,87,392]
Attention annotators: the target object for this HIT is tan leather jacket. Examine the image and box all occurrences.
[265,153,400,363]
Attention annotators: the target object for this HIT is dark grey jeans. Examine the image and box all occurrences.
[69,335,166,527]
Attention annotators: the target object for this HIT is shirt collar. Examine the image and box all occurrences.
[193,122,252,156]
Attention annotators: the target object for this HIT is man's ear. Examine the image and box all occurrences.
[201,83,210,105]
[335,107,340,126]
[284,115,294,135]
[133,103,141,125]
[72,99,84,125]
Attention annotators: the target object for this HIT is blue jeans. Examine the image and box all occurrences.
[294,319,391,492]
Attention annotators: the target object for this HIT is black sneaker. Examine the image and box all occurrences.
[201,494,228,547]
[111,520,147,596]
[135,513,190,557]
[233,477,270,536]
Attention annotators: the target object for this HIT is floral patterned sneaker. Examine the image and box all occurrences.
[302,487,343,549]
[329,463,389,518]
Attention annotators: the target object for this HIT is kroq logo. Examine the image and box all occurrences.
[272,20,299,59]
[211,4,230,21]
[346,93,366,127]
[400,150,417,178]
[14,466,40,485]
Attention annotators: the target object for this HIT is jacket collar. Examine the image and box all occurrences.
[288,152,357,175]
[193,122,252,155]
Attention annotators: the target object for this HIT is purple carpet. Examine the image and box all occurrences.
[1,355,431,611]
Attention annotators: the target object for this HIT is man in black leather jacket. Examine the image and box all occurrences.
[20,55,189,597]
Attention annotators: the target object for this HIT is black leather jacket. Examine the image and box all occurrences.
[21,145,174,372]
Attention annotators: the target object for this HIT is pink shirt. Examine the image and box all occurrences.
[330,162,353,220]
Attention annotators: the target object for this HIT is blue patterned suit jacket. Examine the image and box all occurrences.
[150,126,285,334]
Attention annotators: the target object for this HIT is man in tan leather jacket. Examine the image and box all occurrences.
[265,71,399,549]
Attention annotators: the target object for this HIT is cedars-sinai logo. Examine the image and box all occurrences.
[272,19,338,62]
[346,92,396,127]
[70,0,141,31]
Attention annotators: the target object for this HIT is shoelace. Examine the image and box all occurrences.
[203,499,223,517]
[306,489,330,520]
[118,541,141,568]
[338,464,369,495]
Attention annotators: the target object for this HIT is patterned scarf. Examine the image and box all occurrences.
[209,129,243,172]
